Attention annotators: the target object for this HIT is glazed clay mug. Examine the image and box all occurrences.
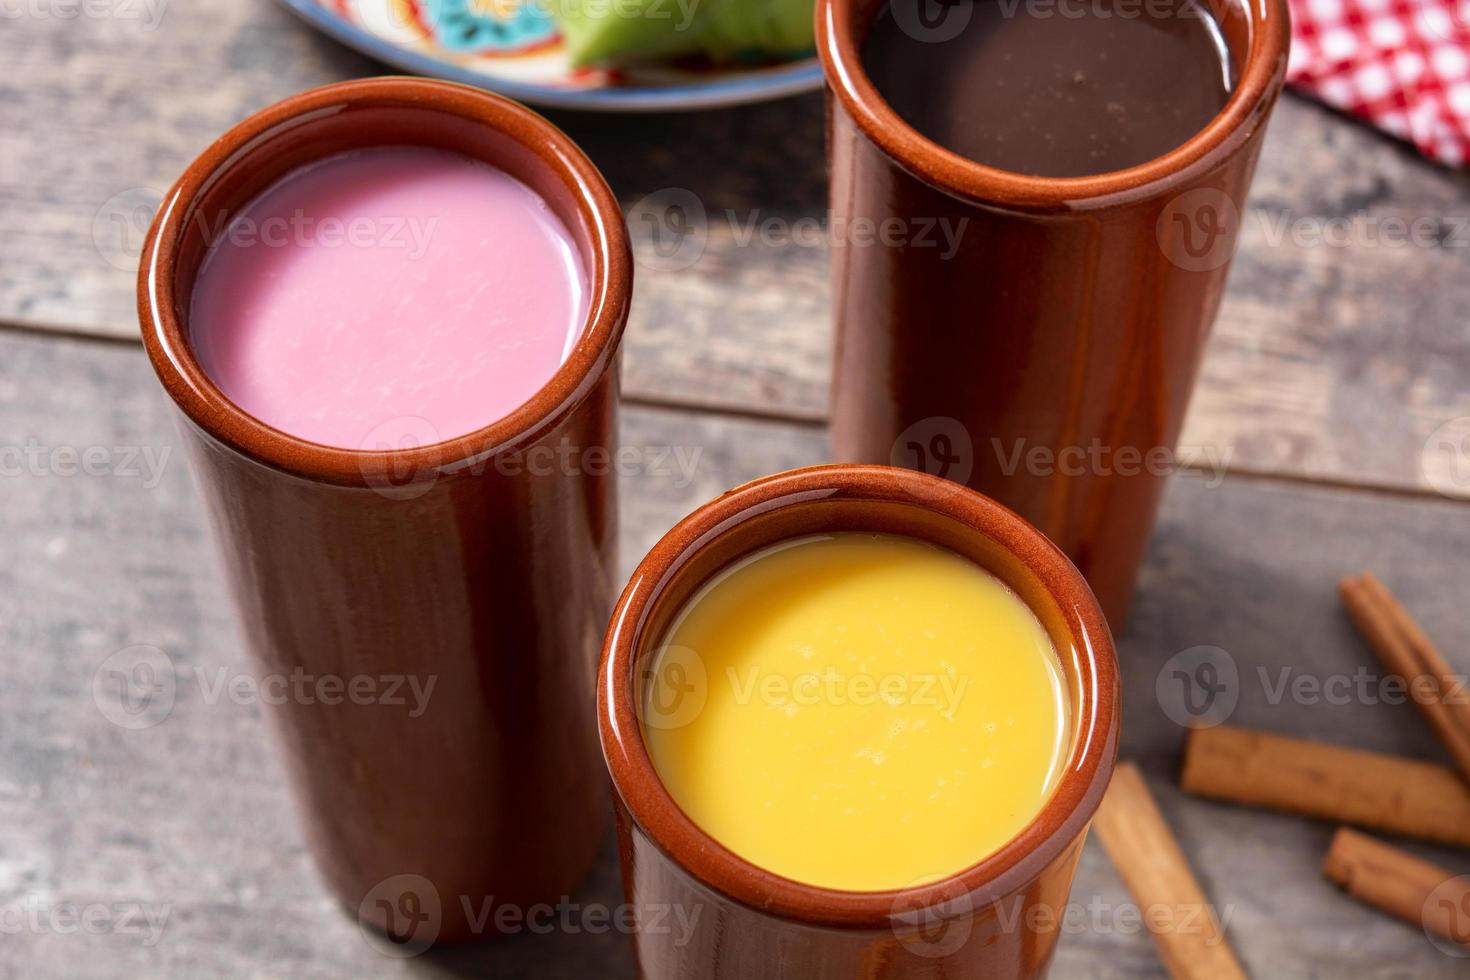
[819,0,1291,624]
[600,465,1119,979]
[139,78,632,943]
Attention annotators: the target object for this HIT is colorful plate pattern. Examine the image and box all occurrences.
[278,0,825,111]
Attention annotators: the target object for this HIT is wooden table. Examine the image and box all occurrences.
[4,3,1470,977]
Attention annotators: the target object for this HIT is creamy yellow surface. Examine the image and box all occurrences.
[642,533,1071,892]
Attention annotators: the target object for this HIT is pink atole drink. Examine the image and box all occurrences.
[189,145,588,449]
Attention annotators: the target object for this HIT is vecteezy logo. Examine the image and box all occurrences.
[638,644,708,731]
[890,417,975,488]
[92,188,164,272]
[358,416,443,501]
[1418,0,1470,42]
[891,884,974,959]
[627,188,709,273]
[358,874,442,958]
[1424,875,1470,958]
[1156,188,1240,272]
[1156,645,1238,729]
[889,0,974,43]
[1422,416,1470,499]
[92,645,177,730]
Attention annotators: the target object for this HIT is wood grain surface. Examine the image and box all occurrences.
[5,2,1470,977]
[5,3,1470,496]
[2,330,1469,978]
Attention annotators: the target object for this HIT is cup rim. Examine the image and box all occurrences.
[598,464,1120,930]
[137,76,632,487]
[817,0,1292,212]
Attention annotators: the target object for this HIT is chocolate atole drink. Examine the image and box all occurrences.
[819,0,1290,625]
[862,0,1233,177]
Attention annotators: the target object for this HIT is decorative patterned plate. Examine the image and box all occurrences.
[278,0,824,111]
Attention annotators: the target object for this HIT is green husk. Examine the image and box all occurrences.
[552,0,815,68]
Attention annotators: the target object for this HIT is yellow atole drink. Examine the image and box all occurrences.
[642,532,1071,892]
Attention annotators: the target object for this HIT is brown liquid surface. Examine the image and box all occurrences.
[862,0,1234,178]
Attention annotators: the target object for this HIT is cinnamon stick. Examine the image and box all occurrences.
[1323,828,1470,950]
[1094,762,1246,980]
[1180,725,1470,848]
[1340,572,1470,785]
[1373,579,1470,735]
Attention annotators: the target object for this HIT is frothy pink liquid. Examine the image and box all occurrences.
[190,146,587,450]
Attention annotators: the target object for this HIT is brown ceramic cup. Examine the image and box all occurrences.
[138,78,632,944]
[819,0,1291,625]
[599,465,1119,979]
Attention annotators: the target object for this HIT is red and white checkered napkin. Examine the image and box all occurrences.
[1288,0,1470,166]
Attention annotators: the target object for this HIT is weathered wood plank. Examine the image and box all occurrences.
[5,6,1470,497]
[2,330,1468,977]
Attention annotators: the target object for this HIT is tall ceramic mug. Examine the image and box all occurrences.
[819,0,1291,624]
[600,466,1119,979]
[138,79,632,943]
